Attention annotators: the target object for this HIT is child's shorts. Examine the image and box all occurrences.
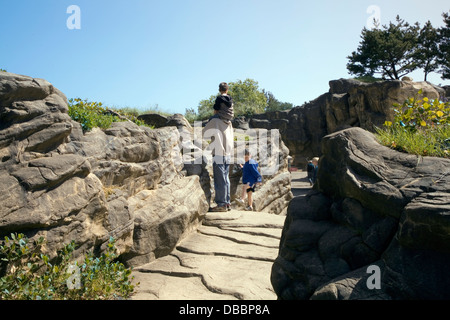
[246,184,256,193]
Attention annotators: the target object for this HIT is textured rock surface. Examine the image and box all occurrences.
[123,175,208,267]
[0,72,293,278]
[143,114,294,215]
[0,72,207,266]
[131,209,286,300]
[0,72,109,259]
[229,128,293,214]
[247,79,441,167]
[271,127,450,300]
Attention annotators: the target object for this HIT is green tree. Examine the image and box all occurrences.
[184,107,198,123]
[229,79,267,116]
[0,69,6,72]
[196,79,267,120]
[439,11,450,80]
[415,21,440,81]
[264,90,294,112]
[197,95,217,120]
[347,15,420,80]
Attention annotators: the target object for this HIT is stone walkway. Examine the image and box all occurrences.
[130,171,309,300]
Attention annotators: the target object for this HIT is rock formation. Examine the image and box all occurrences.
[0,72,292,273]
[229,128,293,214]
[131,210,286,300]
[271,127,450,300]
[247,79,444,167]
[138,115,294,215]
[0,72,208,268]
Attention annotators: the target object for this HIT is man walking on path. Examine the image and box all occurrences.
[203,83,235,212]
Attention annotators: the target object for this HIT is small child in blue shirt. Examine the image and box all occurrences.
[237,149,262,211]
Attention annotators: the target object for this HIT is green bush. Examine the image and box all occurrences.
[68,98,148,132]
[0,234,137,300]
[384,89,450,130]
[376,90,450,158]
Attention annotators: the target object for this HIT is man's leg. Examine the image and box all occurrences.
[224,158,230,206]
[213,157,227,208]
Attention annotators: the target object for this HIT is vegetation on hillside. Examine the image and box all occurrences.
[376,90,450,158]
[0,234,137,300]
[68,98,150,132]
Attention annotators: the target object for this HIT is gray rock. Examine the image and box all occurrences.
[0,72,209,268]
[138,113,193,131]
[249,79,441,167]
[272,127,450,300]
[124,175,208,267]
[131,209,285,300]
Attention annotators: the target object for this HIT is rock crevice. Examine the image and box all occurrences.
[271,127,450,300]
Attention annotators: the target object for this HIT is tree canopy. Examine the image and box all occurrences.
[439,12,450,79]
[191,78,293,121]
[347,12,450,81]
[347,16,419,80]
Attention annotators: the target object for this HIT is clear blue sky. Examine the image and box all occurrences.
[1,0,449,114]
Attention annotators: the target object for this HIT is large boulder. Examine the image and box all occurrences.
[0,72,109,259]
[271,127,450,300]
[145,116,294,215]
[0,72,209,267]
[123,175,209,267]
[248,79,441,167]
[229,128,293,214]
[63,122,183,196]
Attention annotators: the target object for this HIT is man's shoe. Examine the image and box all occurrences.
[227,204,232,211]
[209,206,227,212]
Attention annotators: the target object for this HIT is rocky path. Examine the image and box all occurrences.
[130,171,309,300]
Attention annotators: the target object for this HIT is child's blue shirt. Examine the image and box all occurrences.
[242,159,262,185]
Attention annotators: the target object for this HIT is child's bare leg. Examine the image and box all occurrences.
[248,191,253,208]
[241,185,247,200]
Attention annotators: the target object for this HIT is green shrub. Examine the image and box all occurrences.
[376,90,450,158]
[0,233,137,300]
[384,89,450,130]
[68,98,149,132]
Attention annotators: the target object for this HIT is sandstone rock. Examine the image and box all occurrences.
[138,113,193,131]
[137,113,169,128]
[232,116,250,130]
[229,128,293,214]
[272,127,450,300]
[249,79,441,167]
[63,122,183,197]
[0,72,211,269]
[443,85,450,99]
[123,175,208,267]
[0,73,113,259]
[131,210,285,300]
[346,80,439,131]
